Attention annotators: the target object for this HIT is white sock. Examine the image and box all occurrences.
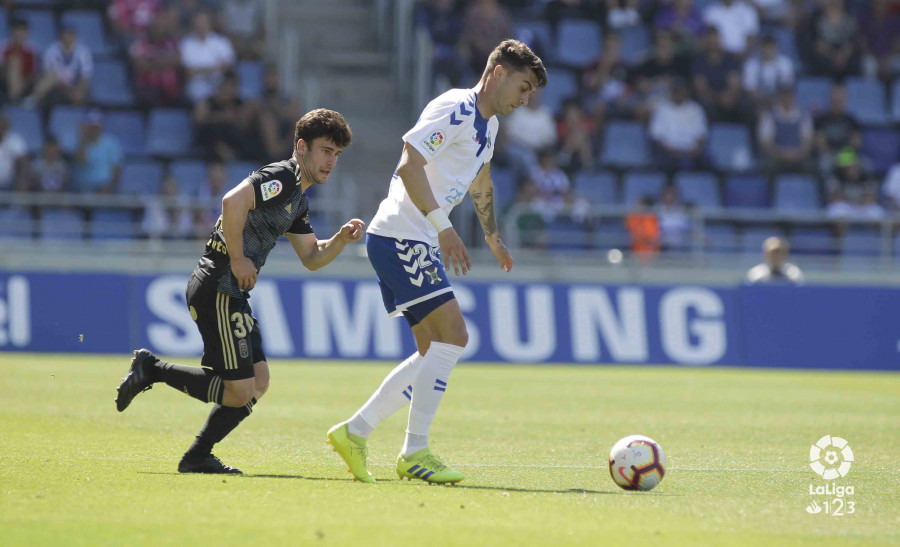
[402,342,464,457]
[347,352,424,438]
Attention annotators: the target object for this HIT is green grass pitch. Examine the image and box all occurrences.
[1,354,898,546]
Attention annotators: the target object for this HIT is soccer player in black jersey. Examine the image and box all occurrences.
[115,109,364,474]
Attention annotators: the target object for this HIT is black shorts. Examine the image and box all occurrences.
[186,274,266,381]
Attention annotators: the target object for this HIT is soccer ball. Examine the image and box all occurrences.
[608,435,667,491]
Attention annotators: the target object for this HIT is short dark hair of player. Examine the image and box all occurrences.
[294,109,352,150]
[484,39,547,89]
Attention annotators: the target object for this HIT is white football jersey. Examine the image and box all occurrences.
[367,88,499,246]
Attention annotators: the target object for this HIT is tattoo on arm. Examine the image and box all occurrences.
[471,189,497,237]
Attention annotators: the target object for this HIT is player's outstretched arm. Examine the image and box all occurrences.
[286,219,365,271]
[469,163,513,272]
[396,142,471,275]
[222,181,258,290]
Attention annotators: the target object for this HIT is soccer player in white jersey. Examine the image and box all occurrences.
[327,40,547,484]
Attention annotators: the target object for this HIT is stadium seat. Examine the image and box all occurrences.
[539,68,577,116]
[514,20,553,61]
[60,10,108,56]
[48,105,87,154]
[845,78,887,126]
[0,12,8,42]
[741,226,785,253]
[891,81,900,122]
[0,207,35,238]
[237,61,264,100]
[14,10,56,52]
[594,219,630,249]
[707,123,755,172]
[619,26,650,66]
[118,160,163,196]
[674,172,721,208]
[39,208,85,240]
[861,128,900,174]
[790,226,836,255]
[601,121,650,169]
[90,60,134,106]
[4,106,44,154]
[724,174,768,208]
[169,160,208,197]
[556,19,602,68]
[226,161,258,188]
[796,77,832,115]
[146,108,193,158]
[767,26,801,68]
[89,209,137,240]
[705,223,738,253]
[622,171,665,205]
[841,227,883,256]
[773,174,820,211]
[546,216,591,250]
[490,167,516,210]
[105,110,146,157]
[574,171,618,205]
[894,232,900,256]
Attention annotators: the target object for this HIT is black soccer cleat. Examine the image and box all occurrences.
[115,349,157,412]
[178,453,243,475]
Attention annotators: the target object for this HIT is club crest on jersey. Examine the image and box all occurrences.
[423,130,445,153]
[261,180,282,201]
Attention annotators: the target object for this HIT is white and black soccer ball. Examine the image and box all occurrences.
[608,435,667,491]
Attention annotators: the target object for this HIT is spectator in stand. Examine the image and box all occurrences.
[809,0,860,79]
[702,0,759,56]
[658,184,692,251]
[72,110,123,195]
[107,0,164,50]
[583,31,629,122]
[557,98,597,172]
[826,147,877,202]
[649,77,708,172]
[543,0,602,31]
[881,161,900,210]
[141,174,193,239]
[415,0,465,88]
[171,0,211,33]
[193,71,257,161]
[460,0,512,77]
[503,88,557,176]
[653,0,705,52]
[0,113,28,191]
[626,195,661,262]
[1,17,38,104]
[814,84,861,175]
[130,10,182,107]
[180,11,236,104]
[195,160,229,229]
[743,35,795,113]
[507,180,547,249]
[859,0,900,80]
[220,0,264,60]
[746,237,804,284]
[853,188,885,221]
[605,0,642,29]
[691,27,750,123]
[632,29,692,119]
[751,0,793,26]
[826,186,854,219]
[256,66,303,162]
[528,148,590,223]
[757,85,814,174]
[29,137,69,193]
[28,23,93,107]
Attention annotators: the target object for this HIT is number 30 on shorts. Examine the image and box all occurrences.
[230,312,254,338]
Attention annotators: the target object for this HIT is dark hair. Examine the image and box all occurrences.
[294,108,352,149]
[484,39,547,88]
[12,17,29,29]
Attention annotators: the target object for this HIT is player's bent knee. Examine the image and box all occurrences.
[253,361,270,400]
[223,378,256,407]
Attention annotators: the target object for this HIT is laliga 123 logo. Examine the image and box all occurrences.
[809,435,853,479]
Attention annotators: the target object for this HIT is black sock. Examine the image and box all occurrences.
[153,361,224,404]
[185,398,258,458]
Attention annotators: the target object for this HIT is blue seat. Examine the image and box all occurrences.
[796,77,832,115]
[39,208,85,240]
[773,174,820,211]
[491,167,516,209]
[674,172,720,208]
[0,207,35,238]
[61,10,108,56]
[861,128,900,174]
[0,12,8,43]
[741,226,785,253]
[619,26,650,66]
[601,121,650,168]
[118,161,163,195]
[4,106,44,154]
[91,60,134,106]
[556,19,602,68]
[790,226,836,255]
[705,223,738,252]
[104,110,145,157]
[622,172,665,205]
[514,20,553,60]
[546,217,591,250]
[768,26,801,68]
[89,210,137,240]
[845,78,887,126]
[894,231,900,256]
[891,81,900,122]
[14,10,56,52]
[707,123,755,171]
[170,160,208,197]
[842,227,882,256]
[226,161,258,188]
[146,108,193,157]
[237,61,264,100]
[48,105,87,154]
[539,68,577,116]
[574,171,618,204]
[725,174,768,208]
[594,219,630,249]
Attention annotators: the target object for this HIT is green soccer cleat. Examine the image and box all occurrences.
[396,448,464,485]
[326,423,375,483]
